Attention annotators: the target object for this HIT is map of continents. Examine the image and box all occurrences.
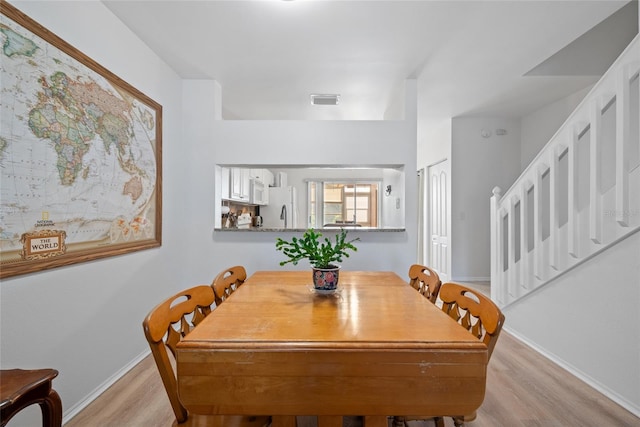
[0,15,157,254]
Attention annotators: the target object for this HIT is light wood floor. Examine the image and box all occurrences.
[66,282,639,427]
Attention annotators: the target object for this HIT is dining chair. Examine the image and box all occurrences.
[211,265,247,306]
[407,264,442,304]
[395,282,505,427]
[142,285,271,427]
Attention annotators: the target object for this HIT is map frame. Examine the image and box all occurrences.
[0,1,162,279]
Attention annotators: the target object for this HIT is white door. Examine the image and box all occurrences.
[428,159,449,283]
[417,169,426,264]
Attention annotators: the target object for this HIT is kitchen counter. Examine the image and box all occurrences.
[215,227,405,232]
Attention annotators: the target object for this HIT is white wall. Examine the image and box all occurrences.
[181,80,418,281]
[417,118,452,169]
[382,168,405,228]
[451,117,521,280]
[1,1,185,425]
[504,230,640,415]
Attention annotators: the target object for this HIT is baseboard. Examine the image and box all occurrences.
[504,327,640,418]
[62,349,150,425]
[451,276,490,282]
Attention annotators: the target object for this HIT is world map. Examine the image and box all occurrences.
[0,12,158,260]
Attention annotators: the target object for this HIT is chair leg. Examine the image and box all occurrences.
[391,416,405,427]
[452,416,465,427]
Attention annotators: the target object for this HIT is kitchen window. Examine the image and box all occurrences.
[307,181,380,228]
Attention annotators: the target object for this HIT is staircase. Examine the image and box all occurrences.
[490,35,639,307]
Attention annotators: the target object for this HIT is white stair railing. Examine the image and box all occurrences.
[491,35,640,307]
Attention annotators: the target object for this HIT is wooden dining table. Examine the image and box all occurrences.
[176,271,488,427]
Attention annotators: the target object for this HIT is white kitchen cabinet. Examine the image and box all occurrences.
[250,178,268,205]
[250,168,274,187]
[264,169,274,186]
[249,169,262,181]
[230,167,251,202]
[220,167,230,200]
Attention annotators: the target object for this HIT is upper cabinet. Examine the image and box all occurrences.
[222,167,272,205]
[229,168,250,202]
[221,167,230,200]
[250,168,274,187]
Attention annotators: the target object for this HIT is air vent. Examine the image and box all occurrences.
[310,94,340,106]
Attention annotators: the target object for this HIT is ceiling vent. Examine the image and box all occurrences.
[310,94,340,106]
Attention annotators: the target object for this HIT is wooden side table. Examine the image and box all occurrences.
[0,369,62,427]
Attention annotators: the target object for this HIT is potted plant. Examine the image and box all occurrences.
[275,228,359,292]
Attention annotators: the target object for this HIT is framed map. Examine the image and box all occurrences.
[0,1,162,279]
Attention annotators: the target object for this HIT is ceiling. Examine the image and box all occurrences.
[103,0,637,121]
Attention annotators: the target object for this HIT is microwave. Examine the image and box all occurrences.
[250,179,268,205]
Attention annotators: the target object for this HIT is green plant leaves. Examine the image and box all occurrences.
[275,228,359,269]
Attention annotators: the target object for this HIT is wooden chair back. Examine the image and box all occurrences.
[408,264,442,304]
[212,266,247,305]
[142,285,215,423]
[439,282,505,359]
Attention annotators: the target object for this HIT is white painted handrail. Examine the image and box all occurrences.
[491,35,640,306]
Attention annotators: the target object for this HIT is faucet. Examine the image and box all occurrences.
[280,204,287,228]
